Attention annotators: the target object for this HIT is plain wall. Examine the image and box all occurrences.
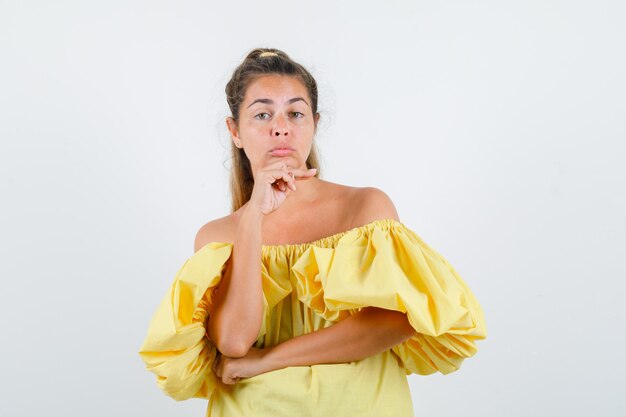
[1,1,624,416]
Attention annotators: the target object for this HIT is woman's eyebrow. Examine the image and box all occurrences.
[247,97,309,108]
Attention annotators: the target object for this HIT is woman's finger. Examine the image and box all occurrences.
[263,166,316,181]
[257,166,317,197]
[288,167,317,179]
[261,168,295,191]
[279,171,296,190]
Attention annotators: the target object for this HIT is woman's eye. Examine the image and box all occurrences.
[255,112,303,120]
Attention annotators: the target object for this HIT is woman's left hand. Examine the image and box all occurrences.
[212,346,274,385]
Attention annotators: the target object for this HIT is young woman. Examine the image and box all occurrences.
[139,48,487,417]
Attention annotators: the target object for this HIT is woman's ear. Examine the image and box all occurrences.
[225,117,242,148]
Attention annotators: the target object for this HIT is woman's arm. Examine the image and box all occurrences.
[262,306,417,371]
[261,190,413,370]
[206,206,264,358]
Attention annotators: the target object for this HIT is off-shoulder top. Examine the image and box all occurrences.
[139,219,487,417]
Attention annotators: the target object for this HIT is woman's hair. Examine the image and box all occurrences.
[225,47,322,213]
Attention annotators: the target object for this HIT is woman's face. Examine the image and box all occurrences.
[226,74,319,178]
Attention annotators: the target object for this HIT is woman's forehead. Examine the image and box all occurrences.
[245,75,308,100]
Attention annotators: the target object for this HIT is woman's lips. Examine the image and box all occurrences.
[269,149,294,156]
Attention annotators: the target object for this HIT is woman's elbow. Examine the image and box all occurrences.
[216,340,251,358]
[208,323,249,358]
[207,306,262,358]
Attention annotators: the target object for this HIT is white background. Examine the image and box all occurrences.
[1,1,624,416]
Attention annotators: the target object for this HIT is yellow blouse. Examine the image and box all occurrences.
[139,219,487,417]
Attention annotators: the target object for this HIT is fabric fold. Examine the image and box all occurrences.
[291,219,487,375]
[138,242,287,401]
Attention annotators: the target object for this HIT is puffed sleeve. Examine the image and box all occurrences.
[138,242,240,401]
[291,219,487,376]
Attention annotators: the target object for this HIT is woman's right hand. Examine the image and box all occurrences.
[248,162,317,215]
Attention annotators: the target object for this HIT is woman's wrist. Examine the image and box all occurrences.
[261,345,286,373]
[235,202,264,244]
[242,202,265,221]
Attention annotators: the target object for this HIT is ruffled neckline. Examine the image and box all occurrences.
[196,218,407,257]
[260,218,405,253]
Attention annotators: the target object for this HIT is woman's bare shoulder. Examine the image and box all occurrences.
[192,182,394,252]
[315,180,399,227]
[313,180,397,223]
[194,213,238,253]
[349,186,400,227]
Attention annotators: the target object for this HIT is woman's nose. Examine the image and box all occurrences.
[271,115,289,136]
